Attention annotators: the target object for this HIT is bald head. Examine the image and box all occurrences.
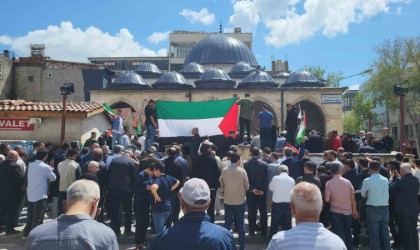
[91,143,100,150]
[291,182,322,222]
[7,150,19,162]
[87,161,100,174]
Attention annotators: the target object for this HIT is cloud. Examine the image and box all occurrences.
[179,8,215,25]
[147,31,170,44]
[0,21,167,62]
[228,0,411,48]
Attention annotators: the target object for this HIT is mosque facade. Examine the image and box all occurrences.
[90,32,346,135]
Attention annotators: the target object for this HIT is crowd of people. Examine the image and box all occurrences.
[0,100,419,250]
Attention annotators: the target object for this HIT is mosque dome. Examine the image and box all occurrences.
[153,71,193,89]
[179,62,205,77]
[109,71,152,89]
[238,71,278,89]
[282,71,324,87]
[134,62,162,77]
[229,61,254,76]
[194,67,235,89]
[184,33,258,66]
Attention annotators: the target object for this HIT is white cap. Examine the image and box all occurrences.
[180,178,210,208]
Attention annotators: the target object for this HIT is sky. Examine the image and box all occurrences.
[0,0,419,88]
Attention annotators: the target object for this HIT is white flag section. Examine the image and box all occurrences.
[158,118,224,137]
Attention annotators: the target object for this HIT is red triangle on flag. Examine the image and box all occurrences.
[218,103,239,137]
[285,143,299,153]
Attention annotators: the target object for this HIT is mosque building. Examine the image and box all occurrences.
[90,31,346,135]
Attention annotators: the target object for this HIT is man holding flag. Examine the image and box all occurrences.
[111,109,124,150]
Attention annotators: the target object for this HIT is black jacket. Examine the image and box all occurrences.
[191,155,220,189]
[108,155,136,193]
[163,156,183,191]
[285,107,299,129]
[305,134,324,153]
[390,173,420,216]
[343,169,362,190]
[296,174,321,189]
[244,157,268,192]
[0,160,24,198]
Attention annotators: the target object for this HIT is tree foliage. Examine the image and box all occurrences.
[352,93,377,131]
[343,111,361,134]
[364,36,420,150]
[300,65,344,87]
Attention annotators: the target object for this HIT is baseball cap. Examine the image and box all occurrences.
[180,178,210,208]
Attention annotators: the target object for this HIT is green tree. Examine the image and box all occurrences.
[365,36,420,150]
[343,111,361,134]
[300,65,344,87]
[352,93,377,131]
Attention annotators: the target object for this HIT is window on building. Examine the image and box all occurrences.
[46,72,53,79]
[392,126,398,141]
[176,45,193,58]
[28,76,34,82]
[349,98,354,107]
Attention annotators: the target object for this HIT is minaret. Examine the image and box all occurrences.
[219,20,223,33]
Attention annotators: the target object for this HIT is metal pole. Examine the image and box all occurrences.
[61,94,67,144]
[399,95,406,153]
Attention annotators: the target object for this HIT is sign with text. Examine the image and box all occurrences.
[321,94,342,104]
[0,118,34,131]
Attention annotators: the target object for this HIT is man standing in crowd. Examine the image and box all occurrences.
[83,131,99,149]
[91,148,108,222]
[0,151,24,235]
[107,151,136,237]
[361,160,391,250]
[106,145,123,169]
[191,141,220,223]
[325,162,358,250]
[26,180,118,249]
[390,163,419,250]
[145,99,158,150]
[284,103,298,146]
[245,147,268,237]
[274,131,286,153]
[57,149,81,216]
[305,130,324,153]
[282,136,307,180]
[380,127,393,153]
[296,161,321,189]
[266,152,281,211]
[220,152,249,250]
[98,130,112,148]
[150,178,236,250]
[258,104,274,150]
[237,93,254,143]
[269,165,295,239]
[23,148,56,237]
[111,109,124,150]
[251,129,261,149]
[268,182,346,249]
[134,159,156,250]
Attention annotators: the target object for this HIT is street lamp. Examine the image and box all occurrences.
[394,83,408,153]
[60,83,74,144]
[340,69,373,81]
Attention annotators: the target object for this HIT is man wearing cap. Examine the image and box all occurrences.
[149,178,236,250]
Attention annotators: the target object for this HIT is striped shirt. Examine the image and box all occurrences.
[267,222,346,250]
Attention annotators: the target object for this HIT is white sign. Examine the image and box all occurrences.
[322,94,342,104]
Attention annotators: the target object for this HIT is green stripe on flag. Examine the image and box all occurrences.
[157,98,236,120]
[103,104,118,116]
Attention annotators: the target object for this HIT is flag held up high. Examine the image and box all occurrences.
[156,98,238,138]
[296,110,306,145]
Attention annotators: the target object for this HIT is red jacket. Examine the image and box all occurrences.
[332,136,342,151]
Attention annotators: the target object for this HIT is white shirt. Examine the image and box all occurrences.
[106,153,122,169]
[269,172,295,203]
[278,156,286,164]
[121,134,130,148]
[27,160,56,202]
[137,136,145,151]
[251,135,261,149]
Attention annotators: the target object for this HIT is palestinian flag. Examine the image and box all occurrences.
[157,98,238,138]
[103,104,118,118]
[296,110,306,145]
[133,121,142,135]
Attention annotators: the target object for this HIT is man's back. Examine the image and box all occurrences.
[220,164,249,205]
[267,222,346,250]
[306,135,324,153]
[26,214,118,250]
[245,157,268,191]
[108,155,135,193]
[149,212,236,250]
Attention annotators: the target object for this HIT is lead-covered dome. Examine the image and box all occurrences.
[109,71,152,89]
[184,34,258,66]
[238,71,278,89]
[195,67,235,89]
[282,71,324,87]
[179,62,205,77]
[229,61,254,76]
[153,71,193,89]
[134,62,162,77]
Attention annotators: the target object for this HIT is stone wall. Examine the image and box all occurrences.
[0,56,13,99]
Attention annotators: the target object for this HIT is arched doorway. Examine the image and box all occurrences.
[250,100,278,131]
[296,100,325,134]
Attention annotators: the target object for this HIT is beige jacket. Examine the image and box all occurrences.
[220,163,249,205]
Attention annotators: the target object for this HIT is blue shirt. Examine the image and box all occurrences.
[27,160,56,202]
[149,212,236,250]
[26,214,118,250]
[258,110,274,128]
[267,222,346,250]
[361,173,389,206]
[153,174,177,212]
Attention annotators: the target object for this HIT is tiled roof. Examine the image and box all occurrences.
[0,100,103,113]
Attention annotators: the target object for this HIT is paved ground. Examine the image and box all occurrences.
[1,204,419,250]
